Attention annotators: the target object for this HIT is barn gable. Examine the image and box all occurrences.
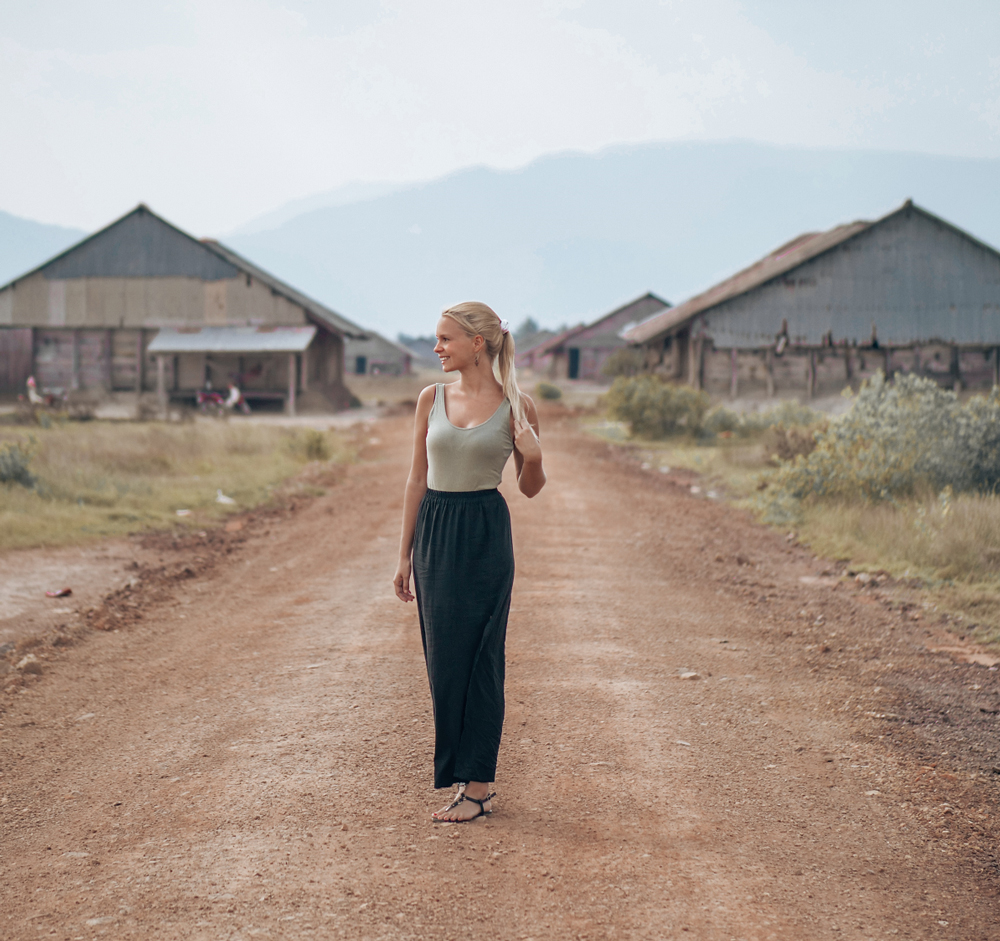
[703,204,1000,349]
[625,201,1000,396]
[12,205,239,284]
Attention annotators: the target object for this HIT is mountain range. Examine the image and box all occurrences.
[3,141,999,339]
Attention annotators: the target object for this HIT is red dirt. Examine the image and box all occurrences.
[2,407,999,940]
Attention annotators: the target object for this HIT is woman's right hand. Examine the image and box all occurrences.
[393,558,414,602]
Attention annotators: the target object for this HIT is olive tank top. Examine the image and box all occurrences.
[426,384,514,492]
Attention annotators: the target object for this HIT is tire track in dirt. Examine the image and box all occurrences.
[1,408,998,940]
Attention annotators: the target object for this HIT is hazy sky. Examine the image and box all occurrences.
[2,0,998,234]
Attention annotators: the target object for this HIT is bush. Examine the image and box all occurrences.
[702,400,822,439]
[535,382,562,401]
[764,373,1000,513]
[298,429,333,462]
[606,375,710,438]
[601,347,646,378]
[0,442,35,488]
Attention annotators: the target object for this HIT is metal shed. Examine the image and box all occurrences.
[0,204,367,412]
[526,293,670,381]
[625,201,1000,397]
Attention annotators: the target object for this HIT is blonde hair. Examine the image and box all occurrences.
[441,301,525,423]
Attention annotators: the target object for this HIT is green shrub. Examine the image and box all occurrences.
[0,442,35,488]
[535,382,562,401]
[764,373,1000,516]
[606,375,710,438]
[600,347,646,378]
[702,400,822,439]
[298,429,333,462]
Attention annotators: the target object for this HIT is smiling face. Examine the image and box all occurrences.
[433,316,482,372]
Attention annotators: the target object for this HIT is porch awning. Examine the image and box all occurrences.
[148,326,316,355]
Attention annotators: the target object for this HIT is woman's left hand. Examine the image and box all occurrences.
[513,419,542,464]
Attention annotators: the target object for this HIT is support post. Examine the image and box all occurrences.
[807,350,817,400]
[729,349,738,399]
[71,329,81,391]
[287,352,297,416]
[156,355,166,418]
[104,328,113,391]
[765,347,775,397]
[135,330,144,396]
[994,347,1000,389]
[688,336,703,389]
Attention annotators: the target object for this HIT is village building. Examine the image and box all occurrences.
[345,332,417,376]
[0,204,367,413]
[624,201,1000,398]
[521,293,670,380]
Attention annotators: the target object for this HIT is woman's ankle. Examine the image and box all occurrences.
[464,781,490,800]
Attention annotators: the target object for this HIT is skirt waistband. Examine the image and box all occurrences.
[423,487,501,504]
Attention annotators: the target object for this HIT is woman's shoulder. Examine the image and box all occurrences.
[417,383,439,405]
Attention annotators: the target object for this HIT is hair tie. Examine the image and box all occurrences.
[498,316,510,334]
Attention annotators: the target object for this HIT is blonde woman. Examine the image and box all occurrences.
[393,302,546,821]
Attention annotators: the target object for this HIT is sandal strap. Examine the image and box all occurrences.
[462,791,496,809]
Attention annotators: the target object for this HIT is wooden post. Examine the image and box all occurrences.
[765,347,775,397]
[287,352,297,416]
[104,328,113,391]
[994,347,999,388]
[729,349,738,399]
[71,329,81,391]
[156,355,166,418]
[298,352,306,393]
[135,330,144,396]
[807,350,817,399]
[689,336,703,389]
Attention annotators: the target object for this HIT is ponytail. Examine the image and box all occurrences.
[496,330,525,424]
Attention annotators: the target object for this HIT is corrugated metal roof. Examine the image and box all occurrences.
[624,221,872,344]
[148,326,316,354]
[201,239,368,339]
[0,204,369,340]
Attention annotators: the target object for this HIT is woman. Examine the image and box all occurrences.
[393,301,546,822]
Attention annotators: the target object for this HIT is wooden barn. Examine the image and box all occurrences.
[525,293,670,381]
[0,204,367,413]
[624,201,1000,398]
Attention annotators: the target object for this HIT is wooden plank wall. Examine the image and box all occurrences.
[0,329,33,395]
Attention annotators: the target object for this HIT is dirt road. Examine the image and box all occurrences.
[2,408,999,940]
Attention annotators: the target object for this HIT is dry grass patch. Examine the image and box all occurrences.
[0,420,353,551]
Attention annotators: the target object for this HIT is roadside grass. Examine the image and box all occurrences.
[585,416,1000,650]
[0,420,353,551]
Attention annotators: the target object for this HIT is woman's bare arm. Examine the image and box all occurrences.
[393,384,435,601]
[512,395,546,498]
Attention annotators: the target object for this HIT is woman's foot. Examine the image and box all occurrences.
[433,784,494,822]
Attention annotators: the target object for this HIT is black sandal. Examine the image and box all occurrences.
[433,790,496,822]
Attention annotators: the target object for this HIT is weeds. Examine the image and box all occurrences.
[764,373,1000,514]
[0,441,36,488]
[0,421,352,551]
[606,375,710,438]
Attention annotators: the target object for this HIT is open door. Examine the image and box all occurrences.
[568,347,580,379]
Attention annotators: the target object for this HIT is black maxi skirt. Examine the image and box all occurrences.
[412,488,514,789]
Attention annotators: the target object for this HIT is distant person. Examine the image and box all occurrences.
[393,301,546,821]
[225,382,250,414]
[25,375,44,406]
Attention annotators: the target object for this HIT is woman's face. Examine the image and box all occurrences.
[433,316,481,372]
